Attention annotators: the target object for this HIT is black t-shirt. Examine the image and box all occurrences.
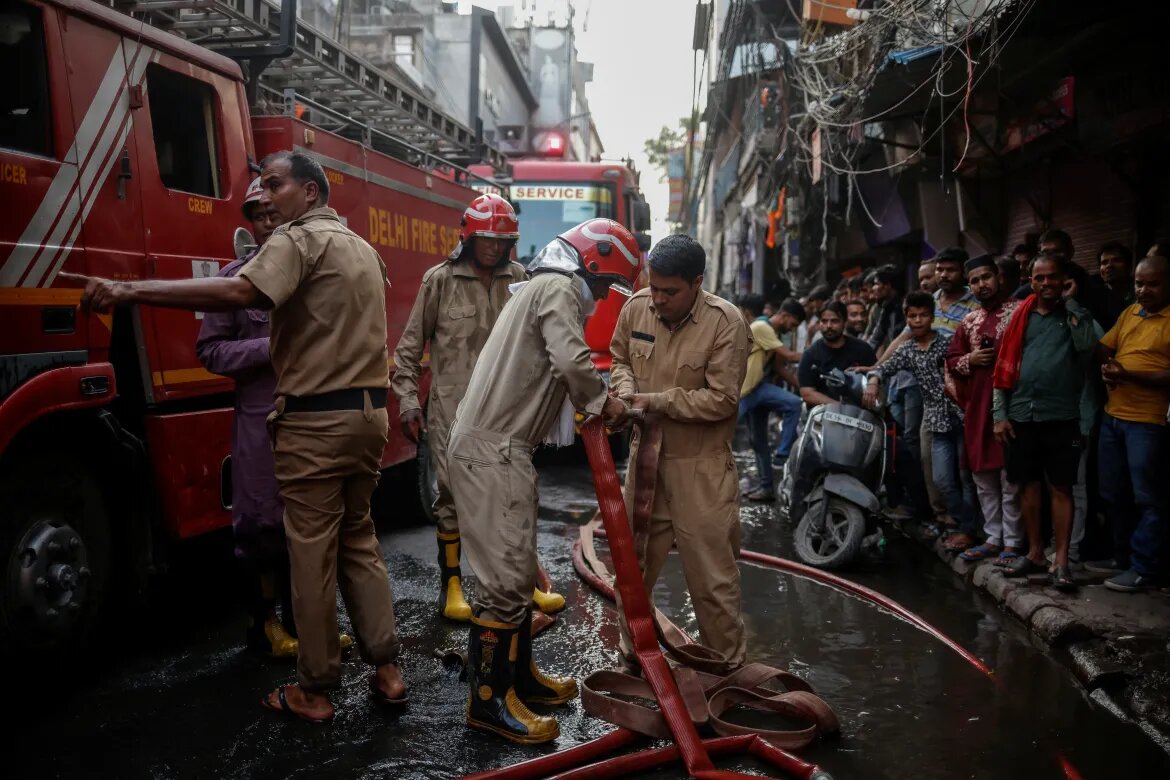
[797,336,877,401]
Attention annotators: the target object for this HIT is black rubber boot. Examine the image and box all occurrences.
[514,610,578,705]
[466,616,558,744]
[437,532,472,621]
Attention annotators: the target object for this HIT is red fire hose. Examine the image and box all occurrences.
[462,419,1080,780]
[462,418,832,780]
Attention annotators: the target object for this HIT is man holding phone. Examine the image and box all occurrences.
[945,255,1022,563]
[992,252,1100,591]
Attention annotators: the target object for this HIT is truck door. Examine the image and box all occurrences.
[128,53,241,403]
[0,0,89,368]
[54,11,153,373]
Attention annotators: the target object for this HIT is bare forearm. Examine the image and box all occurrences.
[1123,369,1170,388]
[127,276,260,311]
[800,387,833,407]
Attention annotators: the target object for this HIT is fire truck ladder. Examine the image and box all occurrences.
[109,0,506,170]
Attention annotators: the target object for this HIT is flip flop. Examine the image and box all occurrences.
[994,549,1022,566]
[369,676,409,707]
[960,543,1002,561]
[261,684,334,724]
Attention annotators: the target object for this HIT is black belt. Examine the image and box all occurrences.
[283,388,387,413]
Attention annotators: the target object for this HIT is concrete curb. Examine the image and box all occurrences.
[905,520,1170,754]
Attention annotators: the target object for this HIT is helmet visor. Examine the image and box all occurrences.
[527,238,581,275]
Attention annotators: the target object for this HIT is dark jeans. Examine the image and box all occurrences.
[931,426,979,536]
[888,383,926,512]
[1098,414,1169,577]
[739,382,802,490]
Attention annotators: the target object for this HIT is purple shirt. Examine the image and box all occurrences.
[195,254,284,561]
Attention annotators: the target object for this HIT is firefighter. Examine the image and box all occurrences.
[448,219,636,744]
[62,150,405,723]
[392,193,565,621]
[196,179,353,659]
[609,233,751,672]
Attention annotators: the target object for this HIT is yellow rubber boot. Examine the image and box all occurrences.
[438,532,472,621]
[531,587,566,614]
[465,616,559,744]
[264,616,299,659]
[339,633,354,650]
[514,610,577,705]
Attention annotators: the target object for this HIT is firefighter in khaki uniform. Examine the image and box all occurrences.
[610,233,751,671]
[64,151,406,724]
[392,194,565,621]
[448,219,638,744]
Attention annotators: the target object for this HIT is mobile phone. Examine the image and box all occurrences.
[980,337,994,349]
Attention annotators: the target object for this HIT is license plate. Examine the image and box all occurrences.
[823,411,874,433]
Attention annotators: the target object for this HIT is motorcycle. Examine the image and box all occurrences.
[779,369,887,570]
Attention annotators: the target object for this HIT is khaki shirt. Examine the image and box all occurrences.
[610,288,749,457]
[453,272,608,447]
[391,259,526,429]
[239,207,388,397]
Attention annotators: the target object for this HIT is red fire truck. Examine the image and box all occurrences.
[0,0,492,652]
[469,159,653,378]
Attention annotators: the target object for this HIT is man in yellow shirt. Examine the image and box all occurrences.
[1093,255,1170,592]
[737,295,804,501]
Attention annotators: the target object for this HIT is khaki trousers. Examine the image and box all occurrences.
[428,423,458,535]
[447,427,538,625]
[617,447,746,669]
[270,400,399,692]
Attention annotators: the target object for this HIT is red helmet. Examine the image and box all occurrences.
[558,218,641,296]
[460,193,520,242]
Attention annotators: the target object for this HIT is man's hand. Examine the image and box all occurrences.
[994,419,1015,445]
[601,395,631,426]
[400,409,425,443]
[620,393,654,413]
[968,347,995,367]
[59,271,132,313]
[1099,357,1127,385]
[862,381,880,410]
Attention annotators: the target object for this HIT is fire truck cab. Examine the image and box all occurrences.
[0,0,480,653]
[469,159,652,376]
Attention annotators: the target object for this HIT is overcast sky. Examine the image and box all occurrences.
[463,1,700,236]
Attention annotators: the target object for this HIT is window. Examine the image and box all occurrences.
[0,0,53,157]
[392,34,416,68]
[145,64,221,197]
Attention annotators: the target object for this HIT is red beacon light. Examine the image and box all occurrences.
[534,130,567,157]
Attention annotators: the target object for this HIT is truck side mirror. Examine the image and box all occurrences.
[633,200,651,232]
[635,232,651,252]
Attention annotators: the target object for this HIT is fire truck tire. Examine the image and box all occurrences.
[415,433,438,524]
[0,455,110,655]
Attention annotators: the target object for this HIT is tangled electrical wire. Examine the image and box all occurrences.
[695,0,1039,247]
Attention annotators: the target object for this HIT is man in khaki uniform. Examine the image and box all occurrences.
[392,193,537,622]
[610,233,750,671]
[449,219,638,745]
[63,151,405,723]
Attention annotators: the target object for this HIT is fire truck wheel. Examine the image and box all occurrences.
[0,456,110,655]
[415,433,438,524]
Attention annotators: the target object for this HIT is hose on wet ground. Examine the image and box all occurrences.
[570,430,1083,780]
[463,418,835,780]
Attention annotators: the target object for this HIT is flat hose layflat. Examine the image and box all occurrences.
[461,418,833,780]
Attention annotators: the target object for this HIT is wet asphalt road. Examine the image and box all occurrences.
[5,447,1170,780]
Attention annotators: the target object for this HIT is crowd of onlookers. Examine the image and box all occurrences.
[735,229,1170,594]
